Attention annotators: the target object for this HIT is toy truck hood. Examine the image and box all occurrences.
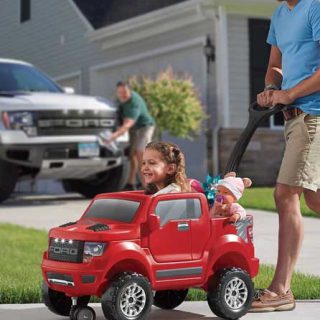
[0,92,115,112]
[49,219,140,242]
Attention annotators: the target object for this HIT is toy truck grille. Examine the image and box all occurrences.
[48,238,84,263]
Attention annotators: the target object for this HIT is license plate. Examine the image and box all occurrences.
[78,142,99,157]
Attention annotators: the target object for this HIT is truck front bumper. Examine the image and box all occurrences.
[41,255,108,297]
[0,134,126,178]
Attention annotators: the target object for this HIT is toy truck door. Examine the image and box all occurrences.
[148,197,192,262]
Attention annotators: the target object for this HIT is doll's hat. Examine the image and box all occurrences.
[218,177,251,200]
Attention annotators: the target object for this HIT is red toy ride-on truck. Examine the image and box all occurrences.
[41,190,259,320]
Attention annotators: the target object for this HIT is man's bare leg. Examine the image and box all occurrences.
[127,152,138,185]
[269,183,304,294]
[135,150,145,187]
[303,189,320,214]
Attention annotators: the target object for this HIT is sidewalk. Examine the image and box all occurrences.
[1,301,320,320]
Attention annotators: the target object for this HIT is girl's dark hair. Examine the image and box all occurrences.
[144,141,190,194]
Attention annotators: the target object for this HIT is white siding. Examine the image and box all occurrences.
[0,0,107,94]
[227,15,250,128]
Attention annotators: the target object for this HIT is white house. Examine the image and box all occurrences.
[0,0,283,194]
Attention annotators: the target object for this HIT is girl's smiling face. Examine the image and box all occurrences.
[141,149,176,189]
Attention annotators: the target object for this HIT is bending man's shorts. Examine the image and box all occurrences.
[277,113,320,191]
[129,125,155,153]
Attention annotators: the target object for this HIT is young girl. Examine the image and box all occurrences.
[141,141,191,196]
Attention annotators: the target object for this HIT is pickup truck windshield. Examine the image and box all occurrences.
[0,62,62,93]
[84,198,140,223]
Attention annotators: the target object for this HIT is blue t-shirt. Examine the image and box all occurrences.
[267,0,320,115]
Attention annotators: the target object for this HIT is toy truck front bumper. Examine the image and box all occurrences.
[41,254,108,297]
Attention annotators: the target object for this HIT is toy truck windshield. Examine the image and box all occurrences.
[84,198,140,223]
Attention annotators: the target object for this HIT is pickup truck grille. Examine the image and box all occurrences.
[35,110,116,136]
[48,238,84,263]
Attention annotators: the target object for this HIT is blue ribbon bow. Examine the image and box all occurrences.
[202,174,221,206]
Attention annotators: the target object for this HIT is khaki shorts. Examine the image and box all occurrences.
[277,113,320,191]
[129,126,155,153]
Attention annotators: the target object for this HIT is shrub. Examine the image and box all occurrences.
[129,67,206,139]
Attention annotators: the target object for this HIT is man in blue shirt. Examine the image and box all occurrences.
[252,0,320,312]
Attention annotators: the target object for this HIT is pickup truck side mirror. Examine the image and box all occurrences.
[148,214,160,232]
[63,86,75,94]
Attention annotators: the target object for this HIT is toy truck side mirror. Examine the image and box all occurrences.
[148,214,160,232]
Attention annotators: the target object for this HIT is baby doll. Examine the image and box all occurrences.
[211,176,252,223]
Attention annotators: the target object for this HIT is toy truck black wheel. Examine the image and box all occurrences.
[101,272,153,320]
[207,268,254,320]
[153,289,188,309]
[63,161,128,198]
[0,160,18,202]
[70,306,96,320]
[42,282,90,316]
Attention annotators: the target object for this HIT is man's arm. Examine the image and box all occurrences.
[265,46,283,88]
[110,118,135,141]
[257,46,282,107]
[284,68,320,101]
[270,66,320,107]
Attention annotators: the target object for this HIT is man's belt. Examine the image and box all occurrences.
[283,107,303,121]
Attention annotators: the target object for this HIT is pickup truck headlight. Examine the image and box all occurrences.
[2,111,37,136]
[83,242,106,263]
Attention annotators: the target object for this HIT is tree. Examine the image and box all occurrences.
[129,67,205,139]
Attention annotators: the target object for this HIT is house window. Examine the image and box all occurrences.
[249,18,284,128]
[20,0,31,23]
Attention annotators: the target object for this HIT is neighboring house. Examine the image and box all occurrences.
[0,0,282,194]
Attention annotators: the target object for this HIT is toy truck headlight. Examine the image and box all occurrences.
[83,242,106,263]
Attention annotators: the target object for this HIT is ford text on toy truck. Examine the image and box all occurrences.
[0,58,128,202]
[41,191,259,320]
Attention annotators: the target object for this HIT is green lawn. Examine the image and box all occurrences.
[239,187,319,218]
[1,223,320,304]
[0,224,47,303]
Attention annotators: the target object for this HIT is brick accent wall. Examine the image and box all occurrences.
[219,128,285,186]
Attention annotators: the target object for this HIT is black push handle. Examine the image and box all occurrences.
[223,102,285,175]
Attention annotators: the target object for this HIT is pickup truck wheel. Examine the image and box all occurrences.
[207,268,254,320]
[42,282,90,316]
[101,272,153,320]
[62,161,128,198]
[0,160,18,202]
[153,289,188,309]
